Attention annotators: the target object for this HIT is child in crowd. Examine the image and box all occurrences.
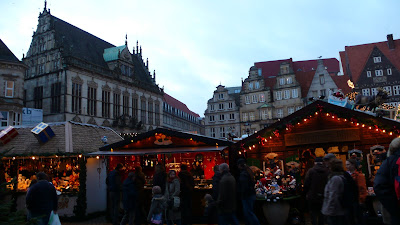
[147,186,167,225]
[204,193,217,225]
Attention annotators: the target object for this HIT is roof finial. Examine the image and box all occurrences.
[44,0,47,11]
[146,58,149,68]
[125,34,128,46]
[136,41,138,54]
[140,46,142,55]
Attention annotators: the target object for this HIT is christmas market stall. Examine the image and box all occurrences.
[0,121,123,217]
[89,127,234,218]
[226,100,400,224]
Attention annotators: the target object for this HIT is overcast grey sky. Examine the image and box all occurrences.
[1,0,399,117]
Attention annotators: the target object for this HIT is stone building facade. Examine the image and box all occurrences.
[239,67,273,135]
[205,85,241,139]
[22,7,163,133]
[162,93,203,134]
[0,39,28,128]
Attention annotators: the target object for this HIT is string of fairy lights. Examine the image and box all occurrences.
[238,109,399,155]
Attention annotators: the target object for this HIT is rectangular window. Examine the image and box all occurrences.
[373,57,381,63]
[210,128,215,137]
[132,97,138,118]
[255,82,260,89]
[288,107,294,115]
[87,87,97,116]
[209,115,215,122]
[1,111,8,127]
[371,88,377,96]
[261,110,268,120]
[123,95,129,115]
[155,102,160,126]
[34,86,43,109]
[219,103,224,110]
[362,88,370,96]
[102,90,110,118]
[219,127,225,138]
[228,102,233,109]
[248,83,253,90]
[148,102,153,125]
[296,106,302,111]
[219,114,225,121]
[276,91,282,100]
[245,96,250,104]
[5,81,14,98]
[279,78,285,85]
[113,93,121,118]
[284,90,290,99]
[249,112,255,121]
[258,68,262,76]
[71,83,82,114]
[218,93,224,99]
[292,89,298,98]
[384,86,392,96]
[259,94,265,102]
[367,71,372,77]
[388,68,392,75]
[141,99,146,124]
[277,108,283,118]
[319,75,325,84]
[51,82,61,113]
[320,89,326,97]
[210,104,215,111]
[229,113,235,120]
[375,70,383,76]
[286,77,293,84]
[242,113,248,122]
[393,86,400,95]
[252,95,257,103]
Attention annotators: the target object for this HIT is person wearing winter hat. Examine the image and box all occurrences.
[374,137,400,225]
[304,157,329,225]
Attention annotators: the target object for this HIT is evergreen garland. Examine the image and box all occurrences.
[73,157,87,219]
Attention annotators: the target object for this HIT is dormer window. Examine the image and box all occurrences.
[279,78,285,85]
[286,77,293,84]
[373,57,381,63]
[248,83,253,90]
[255,82,260,89]
[258,68,262,76]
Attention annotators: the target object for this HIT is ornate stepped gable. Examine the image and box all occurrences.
[24,7,161,94]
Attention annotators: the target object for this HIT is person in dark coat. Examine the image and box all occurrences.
[178,164,194,225]
[304,157,329,225]
[217,163,239,225]
[237,158,260,225]
[26,172,58,225]
[153,164,167,195]
[121,172,137,225]
[107,163,123,225]
[164,170,181,225]
[134,166,147,225]
[147,186,167,224]
[374,137,400,225]
[211,165,222,200]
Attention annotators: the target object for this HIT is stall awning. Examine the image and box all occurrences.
[88,146,229,156]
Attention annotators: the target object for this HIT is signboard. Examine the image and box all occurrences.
[22,108,43,126]
[284,128,360,146]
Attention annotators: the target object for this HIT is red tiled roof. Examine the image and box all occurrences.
[254,58,340,90]
[331,74,352,95]
[163,93,200,118]
[295,71,316,97]
[340,38,400,83]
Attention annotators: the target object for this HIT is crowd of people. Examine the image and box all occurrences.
[21,137,400,225]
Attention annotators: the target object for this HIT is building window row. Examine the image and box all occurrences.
[367,69,392,77]
[245,94,266,104]
[276,89,298,100]
[362,86,397,96]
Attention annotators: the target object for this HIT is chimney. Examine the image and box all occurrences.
[387,34,395,49]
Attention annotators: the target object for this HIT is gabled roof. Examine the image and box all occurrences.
[0,39,20,63]
[231,100,400,149]
[163,93,200,118]
[340,37,400,83]
[1,121,123,156]
[99,127,233,152]
[295,71,316,97]
[254,58,340,89]
[331,74,352,94]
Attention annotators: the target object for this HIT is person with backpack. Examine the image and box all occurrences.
[304,157,329,225]
[147,186,167,225]
[164,170,181,225]
[237,158,260,225]
[107,163,123,225]
[178,164,195,225]
[374,137,400,225]
[121,172,137,225]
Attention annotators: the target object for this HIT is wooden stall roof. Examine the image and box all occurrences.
[0,121,123,156]
[89,146,227,156]
[99,127,234,153]
[231,100,400,151]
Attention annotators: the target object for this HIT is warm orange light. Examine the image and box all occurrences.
[96,156,100,159]
[315,112,318,115]
[32,156,35,160]
[326,113,329,116]
[332,116,335,119]
[356,123,359,126]
[362,124,365,127]
[383,130,386,133]
[239,151,242,155]
[304,119,307,122]
[390,132,393,135]
[297,122,300,125]
[344,119,347,121]
[79,154,82,158]
[269,136,272,139]
[369,127,372,129]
